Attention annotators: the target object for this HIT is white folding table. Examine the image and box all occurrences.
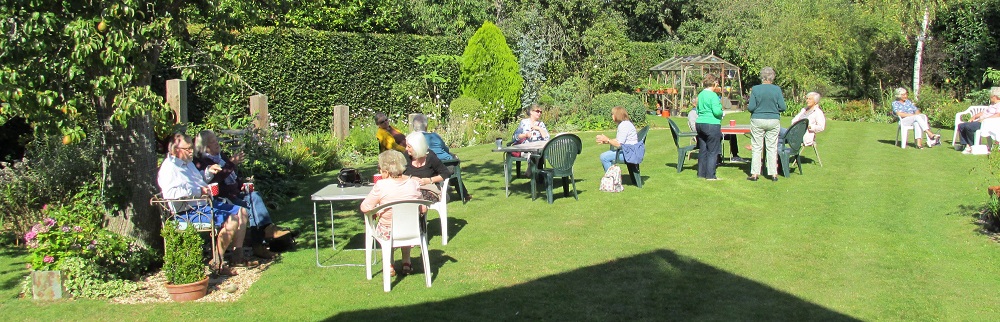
[310,184,372,267]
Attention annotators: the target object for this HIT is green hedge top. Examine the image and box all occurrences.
[238,27,463,131]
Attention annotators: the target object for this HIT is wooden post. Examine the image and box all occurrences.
[166,79,187,124]
[333,105,349,140]
[249,94,268,130]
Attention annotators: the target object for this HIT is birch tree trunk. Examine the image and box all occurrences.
[912,7,930,100]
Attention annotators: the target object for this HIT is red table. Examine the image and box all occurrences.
[721,125,751,135]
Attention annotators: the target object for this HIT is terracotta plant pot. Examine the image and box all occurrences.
[989,186,1000,197]
[165,276,209,302]
[661,109,671,118]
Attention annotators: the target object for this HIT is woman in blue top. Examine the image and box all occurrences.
[695,74,724,180]
[747,67,786,182]
[892,87,941,149]
[596,106,642,172]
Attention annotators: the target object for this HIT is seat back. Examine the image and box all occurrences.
[782,119,810,155]
[667,119,683,148]
[150,193,216,232]
[540,134,582,177]
[636,125,650,145]
[363,200,433,244]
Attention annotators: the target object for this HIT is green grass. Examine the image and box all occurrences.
[3,115,1000,321]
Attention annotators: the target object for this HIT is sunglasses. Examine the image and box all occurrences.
[532,109,542,113]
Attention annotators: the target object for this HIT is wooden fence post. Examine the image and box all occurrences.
[166,79,187,124]
[249,94,268,130]
[333,105,349,140]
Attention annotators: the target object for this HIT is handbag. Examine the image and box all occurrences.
[509,137,528,157]
[599,165,624,193]
[337,168,362,187]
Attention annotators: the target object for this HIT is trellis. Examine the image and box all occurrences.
[647,53,744,113]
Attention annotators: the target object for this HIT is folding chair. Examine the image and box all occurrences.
[150,193,220,269]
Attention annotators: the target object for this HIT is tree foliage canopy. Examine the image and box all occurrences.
[460,21,523,123]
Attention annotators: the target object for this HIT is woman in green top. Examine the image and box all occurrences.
[695,74,723,180]
[747,67,787,182]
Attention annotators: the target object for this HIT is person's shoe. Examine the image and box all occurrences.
[956,144,966,152]
[747,175,759,181]
[252,244,277,259]
[770,175,779,182]
[264,224,292,240]
[401,262,413,275]
[963,147,973,154]
[730,156,746,163]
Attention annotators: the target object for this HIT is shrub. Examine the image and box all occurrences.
[587,92,647,129]
[460,21,523,125]
[161,221,206,285]
[449,96,484,122]
[915,86,966,128]
[59,257,139,299]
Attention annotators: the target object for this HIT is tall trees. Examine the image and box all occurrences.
[0,1,239,249]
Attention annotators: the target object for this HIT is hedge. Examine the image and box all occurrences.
[235,27,464,131]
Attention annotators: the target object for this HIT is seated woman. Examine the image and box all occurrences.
[157,133,251,276]
[596,106,643,171]
[779,92,827,146]
[892,87,941,149]
[409,113,471,202]
[193,130,293,259]
[360,150,423,276]
[375,112,406,152]
[956,87,1000,153]
[403,132,452,203]
[513,104,550,144]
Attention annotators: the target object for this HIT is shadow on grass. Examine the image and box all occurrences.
[329,249,859,321]
[0,247,27,292]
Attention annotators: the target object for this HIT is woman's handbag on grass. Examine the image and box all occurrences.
[599,165,624,193]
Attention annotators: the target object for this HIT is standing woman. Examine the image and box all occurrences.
[892,87,941,149]
[695,74,723,180]
[596,106,643,172]
[747,67,787,182]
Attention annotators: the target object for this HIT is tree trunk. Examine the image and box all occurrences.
[97,98,163,251]
[912,7,930,100]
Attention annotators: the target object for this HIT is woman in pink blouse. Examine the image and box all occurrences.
[791,92,826,146]
[360,150,423,276]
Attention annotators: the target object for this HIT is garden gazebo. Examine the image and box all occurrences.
[648,53,744,114]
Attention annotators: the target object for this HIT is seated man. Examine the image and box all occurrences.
[157,133,252,275]
[193,130,294,259]
[957,87,1000,154]
[375,112,406,152]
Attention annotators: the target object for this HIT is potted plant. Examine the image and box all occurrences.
[161,222,208,302]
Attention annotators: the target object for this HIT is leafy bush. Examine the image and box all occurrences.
[460,21,523,125]
[449,96,484,121]
[59,257,139,299]
[161,221,206,285]
[543,76,594,117]
[586,92,648,129]
[915,86,966,128]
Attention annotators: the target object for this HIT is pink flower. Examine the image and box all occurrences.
[43,256,54,263]
[24,231,37,242]
[42,204,48,211]
[43,218,56,227]
[60,226,70,232]
[73,226,82,232]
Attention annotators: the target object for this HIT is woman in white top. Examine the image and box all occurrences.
[597,106,640,171]
[513,104,550,143]
[790,92,827,146]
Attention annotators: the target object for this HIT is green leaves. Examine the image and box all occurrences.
[460,21,523,124]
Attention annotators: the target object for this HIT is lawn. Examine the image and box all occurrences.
[2,114,999,321]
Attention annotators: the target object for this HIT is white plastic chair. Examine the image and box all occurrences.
[954,106,989,146]
[973,118,1000,151]
[894,115,915,149]
[428,177,451,245]
[363,199,434,292]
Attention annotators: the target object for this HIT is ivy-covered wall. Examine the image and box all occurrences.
[236,27,464,131]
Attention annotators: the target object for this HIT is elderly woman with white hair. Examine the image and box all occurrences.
[403,131,452,202]
[892,87,941,149]
[956,87,1000,154]
[410,113,471,201]
[780,92,827,146]
[747,67,787,182]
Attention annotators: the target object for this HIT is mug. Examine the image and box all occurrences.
[729,120,736,127]
[208,183,219,196]
[243,182,254,193]
[372,173,383,184]
[495,138,503,149]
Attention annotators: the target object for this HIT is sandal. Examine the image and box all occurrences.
[401,262,413,275]
[209,260,238,276]
[231,259,260,268]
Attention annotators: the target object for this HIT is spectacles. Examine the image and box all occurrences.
[532,110,542,113]
[176,146,194,152]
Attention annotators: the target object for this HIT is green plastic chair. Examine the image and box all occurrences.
[778,119,810,177]
[668,119,698,173]
[612,125,649,188]
[529,134,582,204]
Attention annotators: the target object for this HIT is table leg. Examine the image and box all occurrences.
[504,155,511,197]
[313,200,365,267]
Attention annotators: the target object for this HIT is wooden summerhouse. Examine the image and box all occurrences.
[647,53,744,113]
